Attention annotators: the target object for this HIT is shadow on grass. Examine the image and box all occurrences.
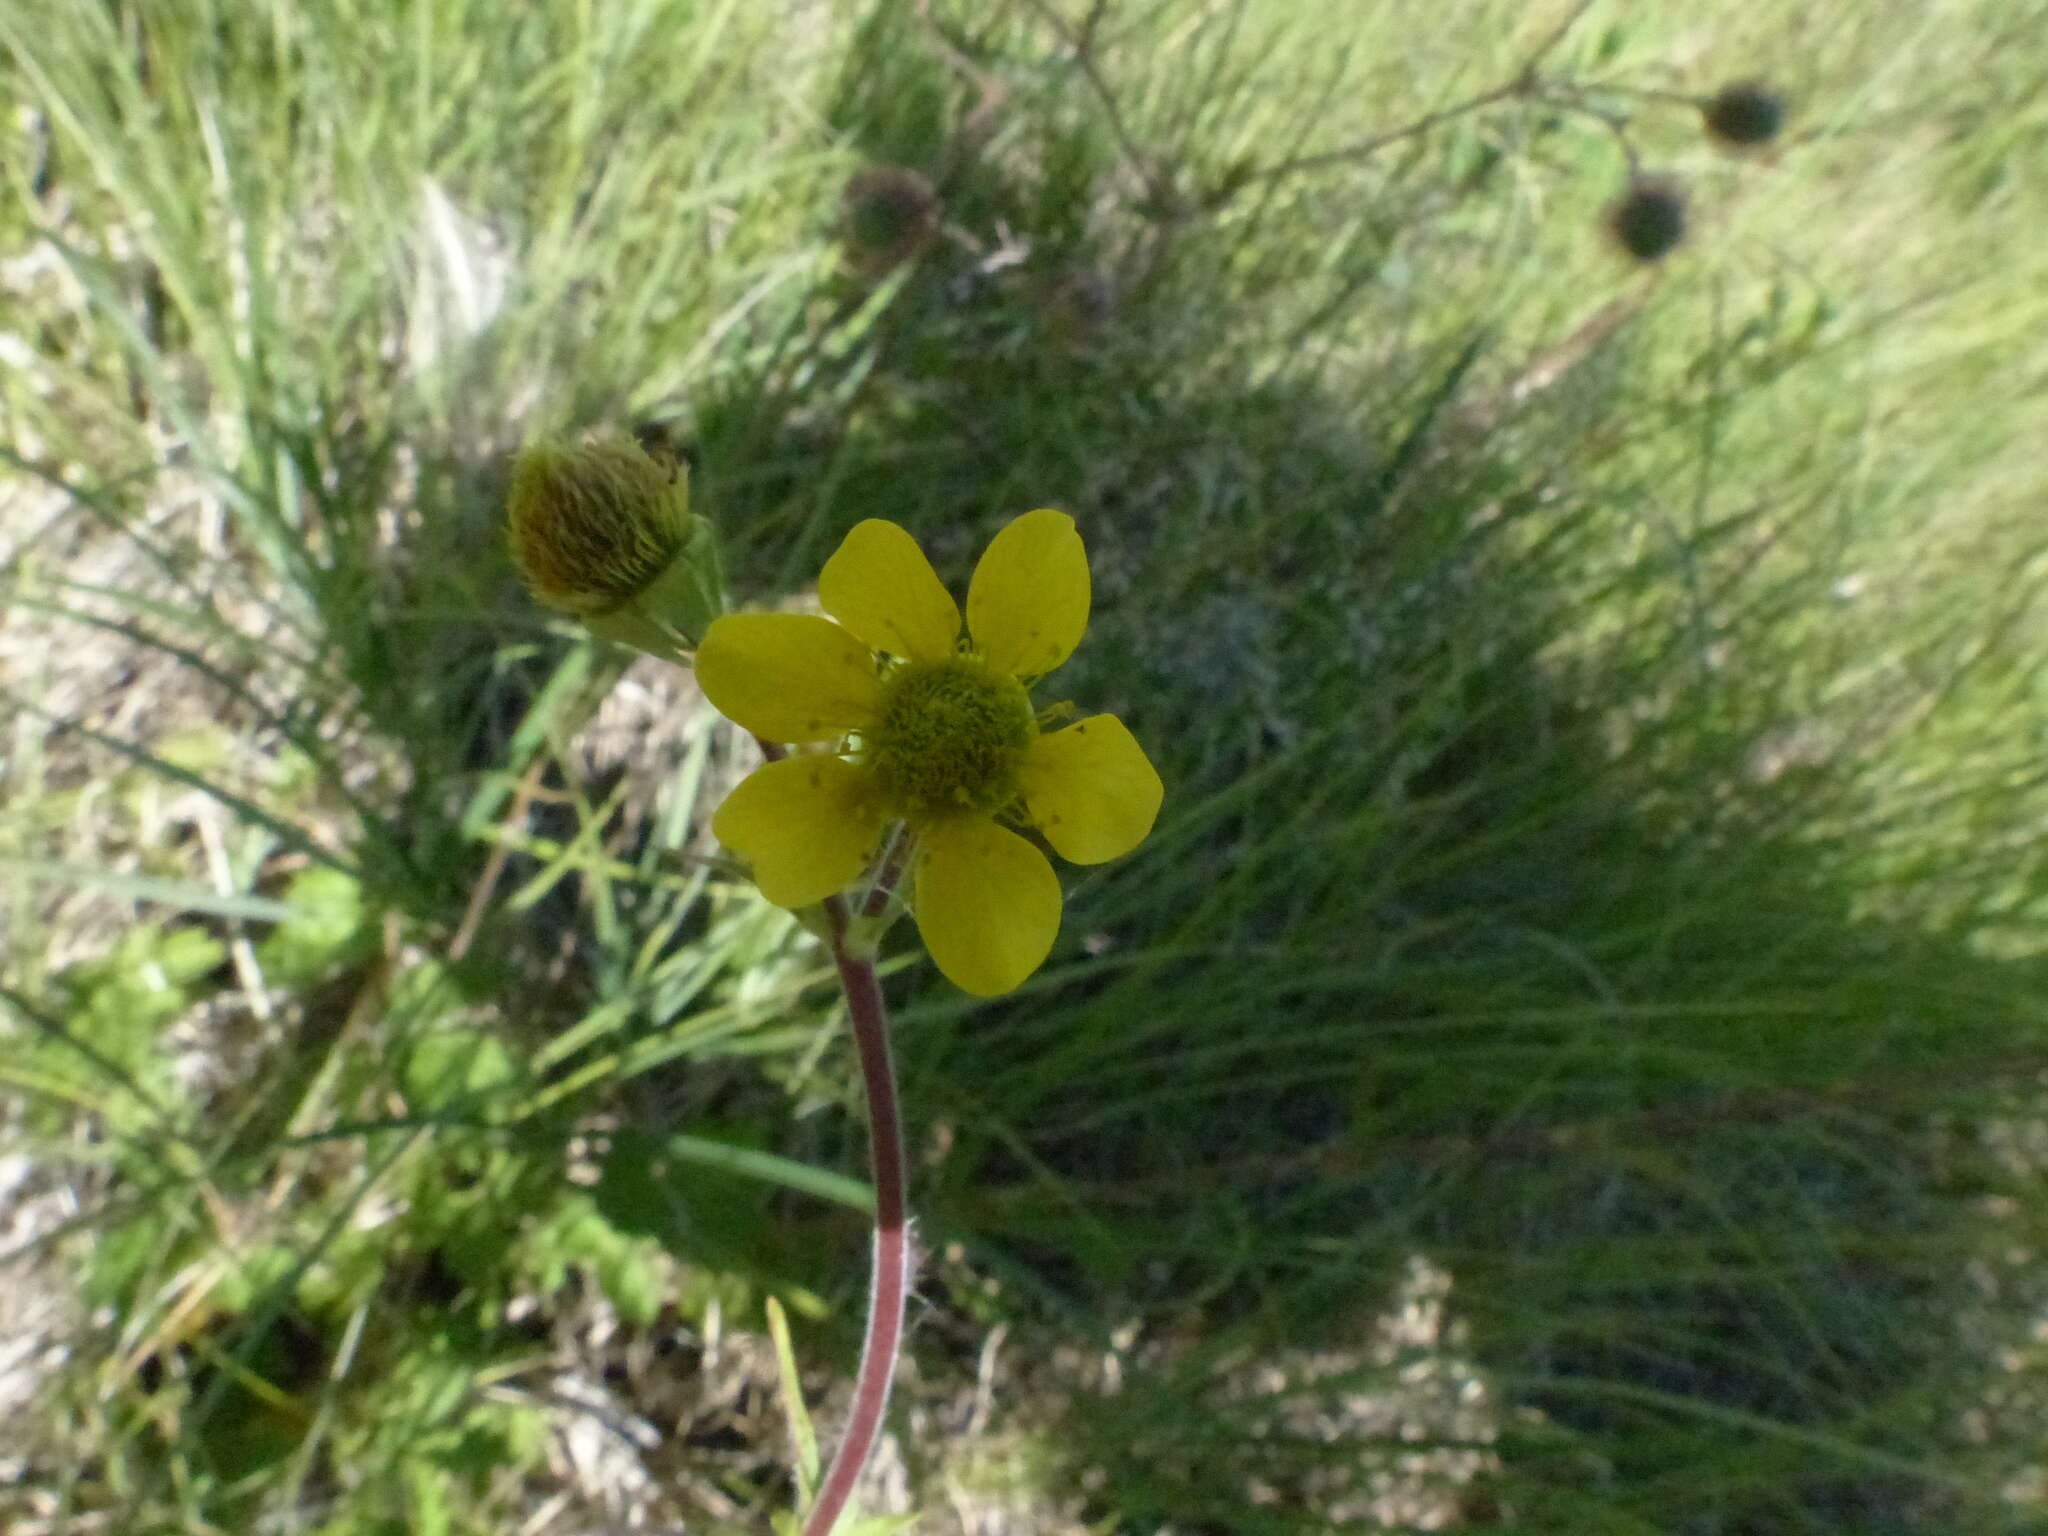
[602,17,2048,1532]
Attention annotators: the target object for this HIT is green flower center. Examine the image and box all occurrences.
[865,656,1034,819]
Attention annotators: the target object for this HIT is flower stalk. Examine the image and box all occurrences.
[804,890,911,1536]
[751,736,911,1536]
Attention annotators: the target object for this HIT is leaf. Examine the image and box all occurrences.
[767,1295,820,1502]
[524,1194,668,1325]
[400,1028,524,1113]
[256,866,372,985]
[0,855,300,922]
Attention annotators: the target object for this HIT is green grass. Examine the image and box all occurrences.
[5,0,2048,1531]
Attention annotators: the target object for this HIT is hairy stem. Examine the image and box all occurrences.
[801,896,911,1536]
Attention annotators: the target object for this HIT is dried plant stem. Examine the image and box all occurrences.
[1226,0,1601,192]
[801,889,911,1536]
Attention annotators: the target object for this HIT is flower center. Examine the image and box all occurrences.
[865,656,1034,819]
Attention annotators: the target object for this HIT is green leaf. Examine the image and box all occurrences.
[57,925,227,1080]
[0,855,300,923]
[255,866,372,985]
[400,1027,525,1113]
[524,1193,669,1325]
[405,1463,452,1536]
[767,1295,819,1501]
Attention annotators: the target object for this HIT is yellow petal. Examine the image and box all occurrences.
[965,509,1090,679]
[912,816,1062,996]
[1019,714,1163,865]
[695,612,880,743]
[817,519,961,663]
[713,755,885,907]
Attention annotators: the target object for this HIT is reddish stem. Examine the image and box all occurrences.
[744,734,912,1533]
[801,896,911,1536]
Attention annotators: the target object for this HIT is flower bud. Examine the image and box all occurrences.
[1605,177,1688,264]
[507,431,723,659]
[1702,82,1785,149]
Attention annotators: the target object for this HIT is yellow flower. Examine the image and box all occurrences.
[697,511,1163,996]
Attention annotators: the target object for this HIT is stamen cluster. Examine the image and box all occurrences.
[867,658,1035,818]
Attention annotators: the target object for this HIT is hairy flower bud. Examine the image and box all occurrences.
[507,431,723,659]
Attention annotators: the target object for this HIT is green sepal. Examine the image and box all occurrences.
[838,905,905,962]
[580,512,724,661]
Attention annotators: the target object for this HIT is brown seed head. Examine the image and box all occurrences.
[1702,82,1786,149]
[1605,177,1688,264]
[840,166,940,279]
